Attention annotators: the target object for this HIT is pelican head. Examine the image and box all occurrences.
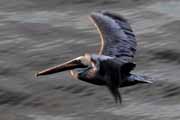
[36,54,93,77]
[36,54,113,88]
[36,54,113,83]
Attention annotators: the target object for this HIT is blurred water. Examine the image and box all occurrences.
[1,0,180,120]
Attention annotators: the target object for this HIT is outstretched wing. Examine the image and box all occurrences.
[90,11,137,62]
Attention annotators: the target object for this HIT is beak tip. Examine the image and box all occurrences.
[35,73,40,77]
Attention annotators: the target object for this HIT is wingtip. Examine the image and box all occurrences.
[90,10,108,17]
[90,11,101,18]
[90,11,128,24]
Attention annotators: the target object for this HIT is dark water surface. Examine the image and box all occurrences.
[1,0,180,120]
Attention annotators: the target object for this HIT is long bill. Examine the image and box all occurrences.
[36,56,87,77]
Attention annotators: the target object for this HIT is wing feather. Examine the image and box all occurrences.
[90,11,137,62]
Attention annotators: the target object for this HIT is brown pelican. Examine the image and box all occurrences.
[36,11,152,103]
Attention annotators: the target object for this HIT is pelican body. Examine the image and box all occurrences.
[36,11,152,103]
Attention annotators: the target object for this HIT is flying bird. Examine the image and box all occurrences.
[36,11,152,103]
